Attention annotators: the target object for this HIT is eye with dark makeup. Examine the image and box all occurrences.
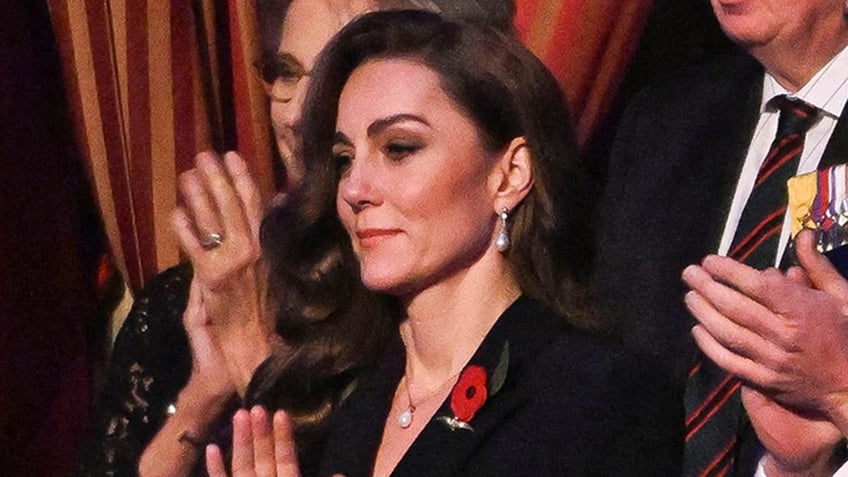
[384,140,423,161]
[331,145,354,176]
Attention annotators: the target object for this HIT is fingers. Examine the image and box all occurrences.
[196,152,249,245]
[214,407,300,477]
[173,151,265,290]
[697,255,792,314]
[251,407,277,477]
[682,262,786,346]
[181,158,225,242]
[784,266,812,287]
[173,151,261,253]
[691,323,780,386]
[231,409,256,476]
[206,444,229,477]
[224,152,264,243]
[273,411,301,477]
[795,229,848,300]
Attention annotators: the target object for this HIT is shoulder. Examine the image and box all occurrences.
[613,51,762,157]
[500,330,683,474]
[626,50,762,118]
[79,264,195,476]
[112,263,193,352]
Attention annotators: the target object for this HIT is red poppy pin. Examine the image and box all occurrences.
[437,342,509,432]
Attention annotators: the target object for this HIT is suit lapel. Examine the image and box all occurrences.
[673,53,765,263]
[819,98,848,169]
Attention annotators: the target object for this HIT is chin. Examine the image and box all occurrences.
[360,269,418,297]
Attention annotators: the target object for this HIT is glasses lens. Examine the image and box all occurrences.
[268,77,301,102]
[256,55,308,102]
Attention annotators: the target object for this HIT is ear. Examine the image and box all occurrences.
[488,137,533,211]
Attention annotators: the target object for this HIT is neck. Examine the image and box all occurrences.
[398,253,520,391]
[751,29,848,92]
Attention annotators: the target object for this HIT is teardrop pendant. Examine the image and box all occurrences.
[397,407,414,428]
[495,207,510,252]
[495,229,510,252]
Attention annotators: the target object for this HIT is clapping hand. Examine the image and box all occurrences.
[172,151,278,395]
[206,407,302,477]
[682,229,848,474]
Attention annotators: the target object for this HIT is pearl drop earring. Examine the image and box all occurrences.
[495,207,510,252]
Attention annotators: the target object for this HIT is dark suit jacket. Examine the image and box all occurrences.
[317,297,683,476]
[594,50,848,475]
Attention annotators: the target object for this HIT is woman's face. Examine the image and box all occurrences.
[335,58,502,297]
[271,0,373,185]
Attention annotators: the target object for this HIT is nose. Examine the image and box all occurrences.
[270,82,307,131]
[339,155,380,213]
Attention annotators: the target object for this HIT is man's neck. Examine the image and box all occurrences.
[751,30,848,92]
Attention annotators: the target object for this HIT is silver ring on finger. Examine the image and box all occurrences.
[199,231,224,250]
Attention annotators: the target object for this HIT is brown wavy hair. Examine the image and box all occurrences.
[249,9,596,446]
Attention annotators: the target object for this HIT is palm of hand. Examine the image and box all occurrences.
[742,386,841,473]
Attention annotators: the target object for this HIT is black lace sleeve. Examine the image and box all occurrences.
[78,264,194,477]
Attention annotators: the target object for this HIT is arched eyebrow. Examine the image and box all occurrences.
[333,114,431,146]
[366,114,430,138]
[333,131,352,147]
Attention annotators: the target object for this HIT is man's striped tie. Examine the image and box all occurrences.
[682,95,820,477]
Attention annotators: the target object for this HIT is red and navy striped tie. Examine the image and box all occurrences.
[683,95,820,476]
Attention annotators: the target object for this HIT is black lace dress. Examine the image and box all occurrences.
[76,264,236,476]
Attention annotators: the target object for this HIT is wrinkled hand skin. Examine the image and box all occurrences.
[171,151,277,396]
[742,386,842,476]
[682,230,848,475]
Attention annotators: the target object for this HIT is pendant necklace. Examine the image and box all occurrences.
[397,371,462,429]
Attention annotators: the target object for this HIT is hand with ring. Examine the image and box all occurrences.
[171,150,278,396]
[199,231,225,250]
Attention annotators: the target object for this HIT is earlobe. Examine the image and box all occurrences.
[491,137,534,211]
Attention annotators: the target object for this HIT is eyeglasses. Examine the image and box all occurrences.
[254,54,311,103]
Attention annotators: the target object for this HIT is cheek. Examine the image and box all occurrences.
[336,191,353,232]
[270,103,287,134]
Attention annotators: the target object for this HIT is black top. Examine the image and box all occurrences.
[319,296,683,476]
[76,264,234,476]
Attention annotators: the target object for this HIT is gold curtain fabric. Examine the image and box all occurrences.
[48,0,276,292]
[48,0,652,292]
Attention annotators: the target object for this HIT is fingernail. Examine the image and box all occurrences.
[224,152,246,173]
[681,265,697,281]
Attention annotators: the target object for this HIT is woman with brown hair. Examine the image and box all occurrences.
[209,10,682,476]
[78,2,514,476]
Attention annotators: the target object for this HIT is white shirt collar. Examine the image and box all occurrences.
[761,42,848,118]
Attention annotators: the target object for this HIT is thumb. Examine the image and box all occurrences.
[184,279,209,329]
[794,229,848,299]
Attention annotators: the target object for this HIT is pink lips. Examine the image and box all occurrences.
[356,228,400,248]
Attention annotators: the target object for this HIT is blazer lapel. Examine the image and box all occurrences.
[673,53,765,262]
[818,98,848,169]
[392,298,565,476]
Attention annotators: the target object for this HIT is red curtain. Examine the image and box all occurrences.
[49,0,276,293]
[515,0,654,145]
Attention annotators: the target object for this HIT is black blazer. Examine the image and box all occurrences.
[317,297,683,476]
[596,51,848,382]
[594,50,848,475]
